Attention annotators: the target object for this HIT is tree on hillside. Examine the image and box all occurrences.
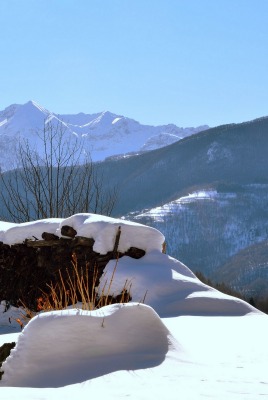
[0,121,117,222]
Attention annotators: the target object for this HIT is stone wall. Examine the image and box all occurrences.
[0,226,145,310]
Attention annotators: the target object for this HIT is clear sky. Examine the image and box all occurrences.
[0,0,267,127]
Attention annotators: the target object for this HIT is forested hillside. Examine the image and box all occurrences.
[97,116,268,216]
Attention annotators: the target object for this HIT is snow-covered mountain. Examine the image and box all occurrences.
[0,101,209,171]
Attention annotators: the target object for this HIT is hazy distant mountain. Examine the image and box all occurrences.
[0,100,208,171]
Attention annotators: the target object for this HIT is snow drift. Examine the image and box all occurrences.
[1,303,172,387]
[0,212,266,399]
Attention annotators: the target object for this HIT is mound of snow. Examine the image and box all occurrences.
[1,218,62,245]
[58,213,164,253]
[98,251,258,317]
[0,303,172,388]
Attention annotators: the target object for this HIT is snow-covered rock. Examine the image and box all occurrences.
[0,213,164,253]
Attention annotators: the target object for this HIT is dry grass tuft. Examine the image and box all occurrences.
[20,253,132,322]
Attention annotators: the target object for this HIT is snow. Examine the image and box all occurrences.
[58,213,164,254]
[112,117,122,124]
[0,218,63,246]
[178,190,217,202]
[1,303,171,388]
[134,190,217,222]
[0,119,7,127]
[0,213,164,253]
[207,141,233,163]
[134,189,238,222]
[141,132,182,151]
[0,101,209,171]
[98,251,254,317]
[0,213,267,399]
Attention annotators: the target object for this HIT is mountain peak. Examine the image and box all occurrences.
[23,100,50,115]
[0,101,209,171]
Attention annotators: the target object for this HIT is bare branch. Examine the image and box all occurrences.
[0,120,117,222]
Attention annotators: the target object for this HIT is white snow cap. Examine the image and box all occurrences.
[0,219,62,245]
[0,213,165,253]
[57,213,165,254]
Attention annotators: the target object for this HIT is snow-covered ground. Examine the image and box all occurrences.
[0,214,267,399]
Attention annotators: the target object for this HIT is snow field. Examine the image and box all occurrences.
[0,213,267,399]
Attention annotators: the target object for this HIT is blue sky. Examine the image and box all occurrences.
[0,0,267,127]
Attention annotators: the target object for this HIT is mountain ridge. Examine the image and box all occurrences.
[0,100,208,171]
